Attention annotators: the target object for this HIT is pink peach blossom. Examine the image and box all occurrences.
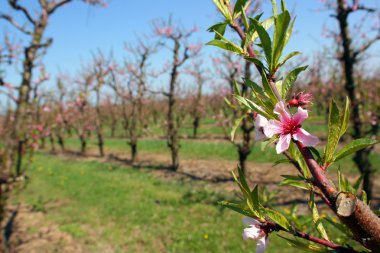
[242,217,268,253]
[263,101,319,154]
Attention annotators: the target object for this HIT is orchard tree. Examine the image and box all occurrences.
[320,0,380,200]
[124,39,158,163]
[90,52,111,157]
[153,18,200,170]
[209,0,379,252]
[186,56,208,138]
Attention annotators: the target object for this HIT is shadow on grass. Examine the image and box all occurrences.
[106,153,234,183]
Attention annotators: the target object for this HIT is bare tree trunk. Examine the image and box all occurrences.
[79,135,87,156]
[95,89,105,157]
[192,117,200,138]
[49,134,56,153]
[167,40,180,171]
[130,141,137,164]
[57,133,65,152]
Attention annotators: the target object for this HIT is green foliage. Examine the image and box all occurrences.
[206,37,244,55]
[207,22,227,39]
[323,97,378,168]
[212,0,233,23]
[308,191,329,241]
[338,169,363,195]
[334,138,379,162]
[264,208,291,231]
[281,66,308,99]
[280,175,310,191]
[323,98,350,166]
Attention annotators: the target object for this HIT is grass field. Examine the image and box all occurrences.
[12,154,302,253]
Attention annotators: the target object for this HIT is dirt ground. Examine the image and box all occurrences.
[3,149,380,252]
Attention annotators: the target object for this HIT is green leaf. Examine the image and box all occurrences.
[362,190,368,205]
[219,201,251,216]
[353,175,364,194]
[272,11,291,72]
[250,18,272,68]
[284,17,295,52]
[213,0,233,23]
[233,0,249,19]
[251,185,261,213]
[280,175,310,190]
[224,97,237,109]
[277,51,300,69]
[273,158,290,167]
[245,79,265,96]
[261,72,278,104]
[233,95,273,120]
[309,191,329,241]
[249,17,274,43]
[240,5,249,30]
[233,80,241,96]
[244,57,266,70]
[281,66,308,99]
[231,116,244,141]
[324,100,342,164]
[338,169,348,192]
[334,138,378,162]
[280,0,287,12]
[271,0,278,17]
[206,39,244,55]
[339,97,350,138]
[264,208,291,231]
[207,22,228,39]
[280,180,310,191]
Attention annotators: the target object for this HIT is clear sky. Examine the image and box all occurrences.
[1,0,379,88]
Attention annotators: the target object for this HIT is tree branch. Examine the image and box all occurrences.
[353,34,380,59]
[0,14,33,35]
[47,0,72,15]
[9,0,36,24]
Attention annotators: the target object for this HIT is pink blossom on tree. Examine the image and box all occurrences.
[263,102,319,154]
[242,217,268,253]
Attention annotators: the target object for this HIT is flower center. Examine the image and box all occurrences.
[282,119,301,135]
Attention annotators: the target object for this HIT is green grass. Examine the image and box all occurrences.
[13,154,294,253]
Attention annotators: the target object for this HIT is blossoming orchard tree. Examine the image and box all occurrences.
[124,39,158,163]
[209,0,379,252]
[185,57,208,139]
[153,18,200,170]
[319,0,380,201]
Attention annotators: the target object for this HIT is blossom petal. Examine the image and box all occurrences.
[243,217,261,226]
[263,120,282,138]
[255,128,267,141]
[293,107,308,125]
[256,236,268,253]
[293,128,319,147]
[255,115,268,141]
[276,134,291,154]
[274,101,291,122]
[243,226,261,240]
[255,114,268,128]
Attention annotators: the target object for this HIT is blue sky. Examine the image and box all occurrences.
[1,0,379,89]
